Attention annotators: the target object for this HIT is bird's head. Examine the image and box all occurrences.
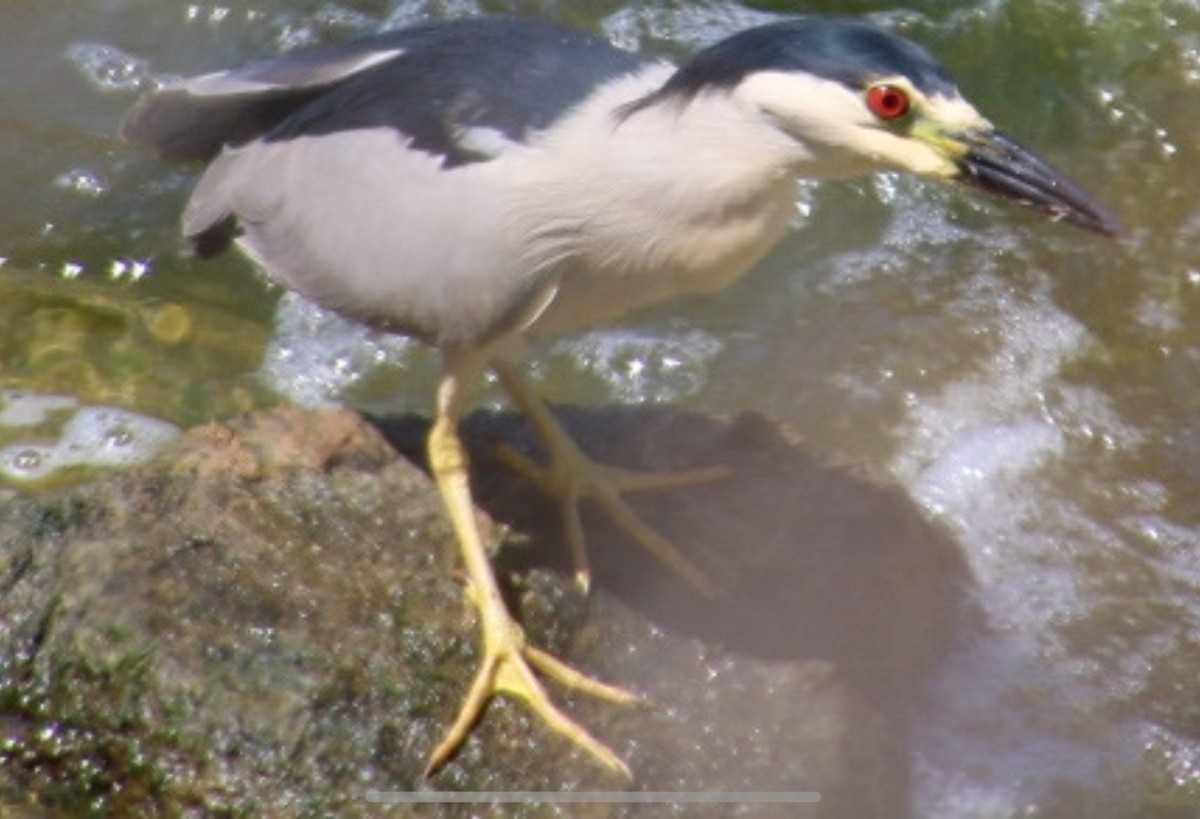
[638,17,1122,237]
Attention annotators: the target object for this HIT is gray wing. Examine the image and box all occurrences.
[122,17,652,165]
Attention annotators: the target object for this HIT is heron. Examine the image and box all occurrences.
[122,14,1120,776]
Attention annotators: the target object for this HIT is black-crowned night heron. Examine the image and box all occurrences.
[122,15,1120,776]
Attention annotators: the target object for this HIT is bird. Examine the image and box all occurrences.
[121,14,1121,777]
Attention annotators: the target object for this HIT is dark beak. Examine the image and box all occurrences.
[956,130,1123,238]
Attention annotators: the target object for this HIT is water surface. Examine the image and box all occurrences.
[2,1,1198,815]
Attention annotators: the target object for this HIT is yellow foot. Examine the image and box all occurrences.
[491,359,726,597]
[426,365,644,777]
[425,595,642,777]
[494,441,726,597]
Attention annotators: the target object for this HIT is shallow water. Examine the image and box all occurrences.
[1,0,1198,815]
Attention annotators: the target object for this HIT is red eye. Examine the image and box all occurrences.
[866,84,910,120]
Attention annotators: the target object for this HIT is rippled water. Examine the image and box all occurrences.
[2,0,1198,815]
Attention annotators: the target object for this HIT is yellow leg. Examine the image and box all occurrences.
[491,358,725,598]
[424,369,639,777]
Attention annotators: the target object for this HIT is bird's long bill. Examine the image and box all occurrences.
[955,129,1123,237]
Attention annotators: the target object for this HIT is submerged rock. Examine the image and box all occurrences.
[0,404,970,817]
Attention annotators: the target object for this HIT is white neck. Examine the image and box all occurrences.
[516,66,811,335]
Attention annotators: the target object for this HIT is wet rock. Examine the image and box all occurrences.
[0,404,971,817]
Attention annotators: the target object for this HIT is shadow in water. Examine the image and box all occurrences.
[371,403,975,712]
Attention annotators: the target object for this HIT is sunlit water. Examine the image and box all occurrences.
[1,0,1198,815]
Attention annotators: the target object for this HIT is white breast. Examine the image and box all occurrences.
[513,66,806,338]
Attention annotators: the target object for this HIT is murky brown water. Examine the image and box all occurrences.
[2,0,1198,814]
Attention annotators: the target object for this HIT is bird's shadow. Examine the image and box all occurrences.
[369,403,974,711]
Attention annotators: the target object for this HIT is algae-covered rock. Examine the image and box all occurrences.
[0,405,970,818]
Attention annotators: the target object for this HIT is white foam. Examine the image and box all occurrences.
[773,158,1171,813]
[261,293,723,412]
[862,259,1167,815]
[0,391,79,427]
[65,41,153,92]
[383,0,483,29]
[601,4,774,51]
[59,407,180,468]
[260,291,419,408]
[0,401,179,483]
[543,327,723,405]
[911,421,1064,518]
